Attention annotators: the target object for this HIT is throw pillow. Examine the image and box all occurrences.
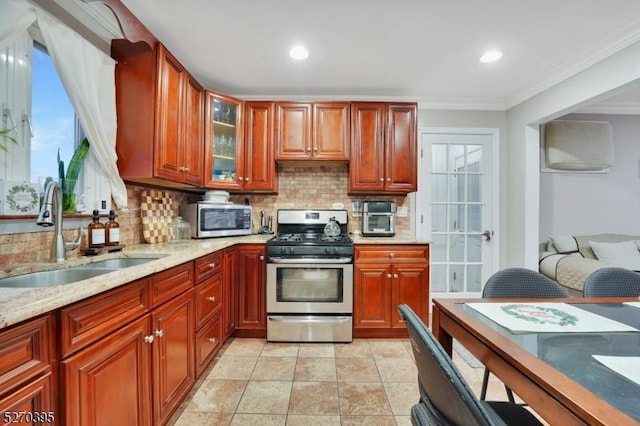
[549,235,579,253]
[590,240,640,271]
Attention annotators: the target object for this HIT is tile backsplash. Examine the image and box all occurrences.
[234,164,412,237]
[0,165,412,266]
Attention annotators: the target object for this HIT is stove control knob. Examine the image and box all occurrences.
[288,247,295,254]
[280,247,287,254]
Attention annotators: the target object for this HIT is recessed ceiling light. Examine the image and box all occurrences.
[480,49,503,63]
[289,45,309,60]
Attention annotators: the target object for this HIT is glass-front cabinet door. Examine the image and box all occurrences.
[204,91,243,189]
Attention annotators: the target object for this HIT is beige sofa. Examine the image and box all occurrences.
[539,234,640,297]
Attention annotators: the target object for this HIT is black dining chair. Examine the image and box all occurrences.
[480,268,569,402]
[398,304,543,426]
[583,267,640,297]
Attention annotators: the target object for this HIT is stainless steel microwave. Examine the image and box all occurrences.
[180,203,252,238]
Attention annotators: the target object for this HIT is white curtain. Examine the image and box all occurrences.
[1,0,128,209]
[0,1,35,52]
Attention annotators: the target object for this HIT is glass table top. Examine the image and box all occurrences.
[463,303,640,421]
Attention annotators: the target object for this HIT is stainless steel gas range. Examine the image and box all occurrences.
[266,209,353,342]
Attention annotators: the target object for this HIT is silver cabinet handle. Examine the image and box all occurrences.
[208,337,216,344]
[379,178,384,182]
[209,262,216,269]
[387,178,391,182]
[259,255,264,260]
[155,329,164,338]
[389,252,395,258]
[144,335,154,344]
[387,273,392,279]
[394,273,399,279]
[207,296,216,303]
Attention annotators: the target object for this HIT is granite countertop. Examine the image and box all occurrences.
[0,233,429,330]
[0,234,272,330]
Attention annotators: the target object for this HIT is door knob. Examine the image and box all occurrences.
[482,230,493,241]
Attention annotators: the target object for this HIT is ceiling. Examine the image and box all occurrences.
[119,0,640,111]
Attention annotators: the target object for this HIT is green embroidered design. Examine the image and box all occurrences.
[6,183,39,213]
[501,304,578,326]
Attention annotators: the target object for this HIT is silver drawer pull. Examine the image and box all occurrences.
[144,335,154,344]
[209,262,216,269]
[207,296,216,303]
[208,337,216,344]
[155,329,164,338]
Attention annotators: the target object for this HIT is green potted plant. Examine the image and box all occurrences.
[58,138,90,213]
[0,127,17,151]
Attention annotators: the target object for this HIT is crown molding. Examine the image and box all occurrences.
[416,97,507,111]
[574,101,640,115]
[233,93,508,111]
[506,18,640,109]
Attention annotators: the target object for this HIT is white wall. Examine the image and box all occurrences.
[507,40,640,269]
[539,114,640,240]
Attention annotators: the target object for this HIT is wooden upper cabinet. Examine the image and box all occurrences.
[243,101,277,192]
[275,102,312,160]
[350,103,386,191]
[114,42,204,188]
[181,73,204,185]
[275,102,349,161]
[313,102,350,160]
[203,91,244,190]
[386,103,417,192]
[350,102,417,193]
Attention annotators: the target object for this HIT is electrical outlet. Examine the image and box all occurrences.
[397,206,408,217]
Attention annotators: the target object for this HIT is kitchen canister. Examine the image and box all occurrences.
[167,216,191,243]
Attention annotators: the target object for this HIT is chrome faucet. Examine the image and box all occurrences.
[37,181,82,262]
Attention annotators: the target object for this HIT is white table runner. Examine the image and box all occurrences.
[466,303,638,334]
[593,355,640,386]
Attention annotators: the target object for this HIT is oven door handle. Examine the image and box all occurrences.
[268,316,352,323]
[268,257,353,264]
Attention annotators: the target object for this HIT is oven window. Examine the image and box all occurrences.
[366,215,391,231]
[276,268,344,303]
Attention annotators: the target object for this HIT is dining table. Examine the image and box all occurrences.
[432,297,640,426]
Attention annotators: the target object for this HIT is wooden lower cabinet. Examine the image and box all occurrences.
[354,245,429,337]
[151,289,195,425]
[0,314,56,426]
[235,245,266,336]
[0,373,54,425]
[195,313,222,377]
[62,315,153,426]
[222,247,238,339]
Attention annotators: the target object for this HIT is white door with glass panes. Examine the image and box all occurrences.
[416,130,499,297]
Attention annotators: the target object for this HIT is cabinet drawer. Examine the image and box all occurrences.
[60,279,150,357]
[0,371,54,420]
[151,262,194,307]
[194,251,223,284]
[195,314,222,377]
[0,314,55,394]
[355,245,429,263]
[195,274,223,327]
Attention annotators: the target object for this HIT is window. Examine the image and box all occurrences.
[1,29,110,215]
[31,41,77,185]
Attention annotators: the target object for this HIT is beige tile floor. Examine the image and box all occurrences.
[168,338,520,425]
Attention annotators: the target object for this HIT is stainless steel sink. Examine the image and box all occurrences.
[0,268,119,288]
[0,257,161,288]
[79,257,159,269]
